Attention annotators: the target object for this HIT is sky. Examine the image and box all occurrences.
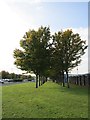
[0,0,88,75]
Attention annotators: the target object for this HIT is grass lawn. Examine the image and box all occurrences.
[2,81,88,118]
[0,86,2,120]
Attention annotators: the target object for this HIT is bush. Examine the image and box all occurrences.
[13,78,23,82]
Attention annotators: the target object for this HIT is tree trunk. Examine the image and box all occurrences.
[41,76,43,85]
[45,77,47,82]
[39,75,41,86]
[62,71,65,87]
[66,71,70,88]
[36,74,38,88]
[43,76,45,84]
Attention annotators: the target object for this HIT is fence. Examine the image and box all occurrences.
[69,73,90,86]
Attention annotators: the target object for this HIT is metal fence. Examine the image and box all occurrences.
[69,73,90,86]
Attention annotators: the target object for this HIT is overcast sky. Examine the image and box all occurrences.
[0,0,88,74]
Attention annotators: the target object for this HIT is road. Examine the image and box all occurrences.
[0,81,33,86]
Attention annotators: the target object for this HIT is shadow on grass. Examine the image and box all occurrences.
[43,82,88,96]
[59,83,88,96]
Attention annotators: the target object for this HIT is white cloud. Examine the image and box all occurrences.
[0,1,88,74]
[0,1,28,74]
[0,0,43,74]
[3,0,42,5]
[4,0,88,2]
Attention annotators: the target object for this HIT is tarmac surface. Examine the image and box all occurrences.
[0,81,32,86]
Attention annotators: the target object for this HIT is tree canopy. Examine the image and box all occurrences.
[13,26,87,88]
[52,29,87,87]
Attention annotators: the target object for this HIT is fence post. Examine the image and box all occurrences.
[80,76,82,86]
[83,75,86,86]
[88,74,90,86]
[76,76,79,85]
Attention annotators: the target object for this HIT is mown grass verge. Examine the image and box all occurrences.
[2,81,88,118]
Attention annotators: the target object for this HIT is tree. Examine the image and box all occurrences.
[52,29,87,88]
[10,73,16,79]
[51,32,66,86]
[13,27,87,88]
[36,26,51,85]
[14,29,38,87]
[13,26,51,88]
[1,71,10,79]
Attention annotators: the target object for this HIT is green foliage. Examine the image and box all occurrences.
[14,26,51,75]
[2,82,88,118]
[52,29,87,72]
[13,49,29,71]
[13,27,87,88]
[0,70,31,81]
[1,71,10,79]
[13,26,52,88]
[52,29,87,87]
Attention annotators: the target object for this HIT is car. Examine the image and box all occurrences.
[31,80,35,82]
[7,79,11,82]
[0,79,4,84]
[5,79,13,82]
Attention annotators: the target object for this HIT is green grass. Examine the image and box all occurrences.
[0,86,2,120]
[2,81,88,118]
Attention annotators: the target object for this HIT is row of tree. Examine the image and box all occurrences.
[0,70,32,81]
[13,26,87,88]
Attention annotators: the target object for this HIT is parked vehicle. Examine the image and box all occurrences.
[7,79,13,82]
[31,80,35,82]
[28,79,35,82]
[4,79,13,82]
[0,79,4,84]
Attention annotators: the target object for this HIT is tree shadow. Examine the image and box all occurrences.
[58,84,88,96]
